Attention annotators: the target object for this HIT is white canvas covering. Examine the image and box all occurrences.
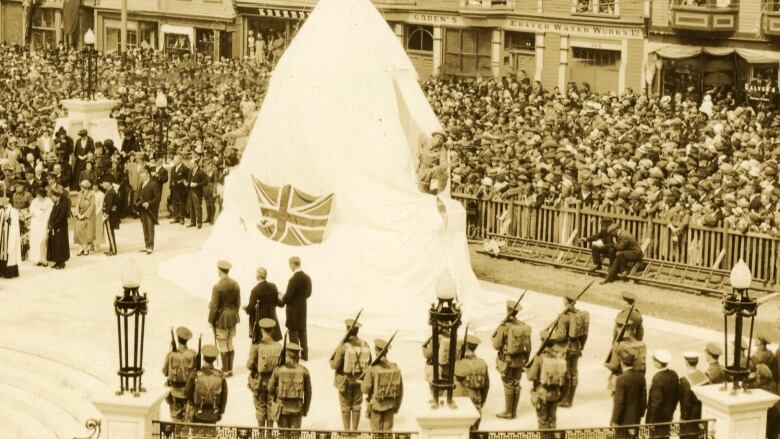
[160,0,487,333]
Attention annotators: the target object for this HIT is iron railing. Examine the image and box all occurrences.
[153,421,418,439]
[471,419,714,439]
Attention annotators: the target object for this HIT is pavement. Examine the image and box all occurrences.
[0,218,743,438]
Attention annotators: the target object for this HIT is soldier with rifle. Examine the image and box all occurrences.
[329,313,370,431]
[268,342,312,428]
[559,290,590,407]
[613,291,643,341]
[454,330,489,430]
[362,335,403,432]
[162,327,197,421]
[184,345,228,424]
[491,293,531,420]
[246,319,283,428]
[525,327,568,432]
[605,299,646,393]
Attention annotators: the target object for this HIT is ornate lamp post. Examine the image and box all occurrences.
[114,260,148,396]
[153,91,169,158]
[82,29,98,101]
[722,259,757,393]
[428,270,461,408]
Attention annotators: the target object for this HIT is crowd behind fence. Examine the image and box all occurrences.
[453,194,780,289]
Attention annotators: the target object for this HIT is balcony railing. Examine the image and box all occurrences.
[153,421,418,439]
[670,0,738,32]
[471,419,714,439]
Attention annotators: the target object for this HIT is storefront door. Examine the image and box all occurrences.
[406,25,433,81]
[569,46,620,95]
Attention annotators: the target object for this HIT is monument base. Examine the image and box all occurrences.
[693,384,780,439]
[92,388,166,439]
[416,397,479,439]
[55,99,121,148]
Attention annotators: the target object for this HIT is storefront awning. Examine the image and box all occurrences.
[256,8,309,19]
[160,24,195,50]
[648,43,780,64]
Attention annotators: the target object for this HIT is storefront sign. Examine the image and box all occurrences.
[409,13,463,26]
[236,7,309,19]
[505,19,642,39]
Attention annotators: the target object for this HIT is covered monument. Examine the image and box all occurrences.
[160,0,483,331]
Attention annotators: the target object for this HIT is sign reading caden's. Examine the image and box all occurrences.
[505,19,643,39]
[409,13,464,26]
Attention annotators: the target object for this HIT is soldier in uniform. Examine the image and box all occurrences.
[362,338,404,432]
[453,335,489,430]
[704,343,725,384]
[559,290,589,407]
[613,291,643,341]
[605,318,646,394]
[678,352,709,439]
[525,329,567,432]
[423,327,451,403]
[268,343,312,428]
[184,345,228,424]
[750,334,775,376]
[491,300,532,419]
[646,350,679,439]
[330,318,372,430]
[247,319,282,428]
[162,327,197,421]
[209,260,241,377]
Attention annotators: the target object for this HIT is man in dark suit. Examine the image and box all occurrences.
[580,218,615,271]
[283,256,312,361]
[244,267,283,342]
[187,158,208,228]
[169,154,190,224]
[611,351,646,430]
[101,177,120,256]
[149,156,169,188]
[602,226,643,285]
[646,349,679,439]
[136,169,161,254]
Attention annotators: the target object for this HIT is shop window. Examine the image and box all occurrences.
[503,32,535,79]
[31,8,56,51]
[166,34,191,57]
[196,29,215,57]
[674,0,737,7]
[407,25,433,52]
[444,28,492,77]
[104,29,139,53]
[138,22,158,50]
[745,64,778,110]
[574,0,618,15]
[571,47,621,66]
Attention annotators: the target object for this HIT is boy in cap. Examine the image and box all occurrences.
[162,327,197,421]
[330,318,372,430]
[362,338,403,432]
[704,343,725,384]
[646,349,679,439]
[492,300,532,419]
[559,290,590,407]
[209,260,241,377]
[610,350,647,426]
[525,328,567,430]
[268,343,312,428]
[247,318,282,428]
[453,335,489,430]
[614,291,644,341]
[185,345,227,423]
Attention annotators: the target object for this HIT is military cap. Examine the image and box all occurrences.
[344,318,362,328]
[175,326,192,340]
[621,291,637,302]
[217,260,232,270]
[705,342,722,357]
[286,343,302,353]
[619,350,636,366]
[454,361,469,378]
[202,345,219,359]
[465,335,481,346]
[374,339,389,350]
[756,333,771,345]
[682,351,699,361]
[607,223,619,233]
[652,349,671,365]
[259,318,276,329]
[506,300,523,312]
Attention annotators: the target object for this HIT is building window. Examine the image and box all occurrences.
[165,34,192,57]
[444,28,492,77]
[503,32,535,79]
[105,29,139,53]
[196,29,215,57]
[407,25,433,52]
[674,0,736,6]
[571,47,621,65]
[31,9,56,51]
[574,0,618,15]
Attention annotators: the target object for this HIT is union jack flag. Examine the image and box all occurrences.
[251,176,335,246]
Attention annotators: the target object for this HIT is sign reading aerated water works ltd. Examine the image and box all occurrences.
[505,19,643,39]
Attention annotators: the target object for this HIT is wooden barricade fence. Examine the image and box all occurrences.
[454,194,780,290]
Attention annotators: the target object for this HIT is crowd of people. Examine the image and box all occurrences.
[430,76,780,236]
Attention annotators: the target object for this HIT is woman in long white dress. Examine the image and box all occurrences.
[28,187,53,266]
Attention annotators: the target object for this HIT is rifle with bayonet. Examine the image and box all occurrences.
[492,290,527,338]
[329,308,363,361]
[359,331,398,380]
[195,334,202,371]
[170,327,177,353]
[525,280,594,368]
[458,323,470,360]
[278,331,288,367]
[604,300,636,364]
